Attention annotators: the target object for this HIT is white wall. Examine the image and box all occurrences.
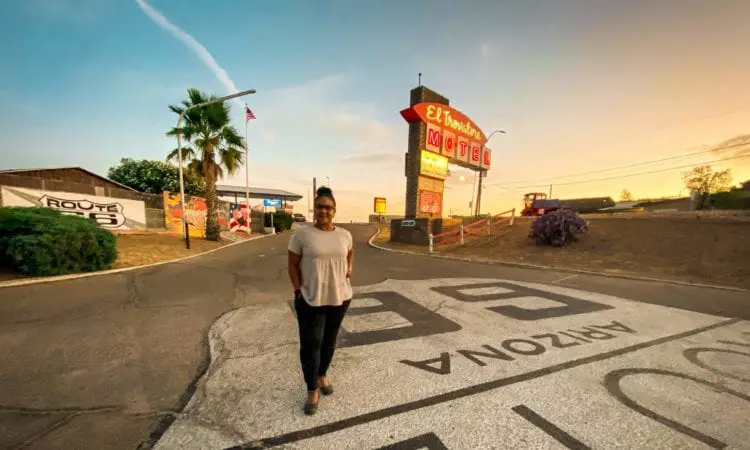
[1,186,147,230]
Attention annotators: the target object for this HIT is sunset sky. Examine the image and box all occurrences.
[1,0,749,221]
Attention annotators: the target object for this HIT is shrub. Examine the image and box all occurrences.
[0,207,118,276]
[529,208,589,247]
[264,211,293,232]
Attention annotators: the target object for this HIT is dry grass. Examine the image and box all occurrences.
[112,233,230,269]
[377,217,750,289]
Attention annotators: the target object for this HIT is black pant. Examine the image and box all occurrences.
[294,295,351,391]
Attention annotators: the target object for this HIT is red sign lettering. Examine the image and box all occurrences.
[471,145,481,163]
[458,141,469,157]
[427,128,442,148]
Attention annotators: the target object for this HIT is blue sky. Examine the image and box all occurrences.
[2,0,749,221]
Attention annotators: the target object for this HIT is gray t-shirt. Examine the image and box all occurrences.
[288,225,353,307]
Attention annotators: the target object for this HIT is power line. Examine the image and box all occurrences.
[486,153,750,190]
[489,141,749,187]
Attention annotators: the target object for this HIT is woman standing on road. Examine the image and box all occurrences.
[287,186,354,415]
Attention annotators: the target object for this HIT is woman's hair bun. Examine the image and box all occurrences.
[316,186,333,197]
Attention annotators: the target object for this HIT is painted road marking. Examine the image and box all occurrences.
[511,405,591,450]
[153,278,748,449]
[284,320,749,449]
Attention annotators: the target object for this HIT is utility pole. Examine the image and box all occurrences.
[475,170,485,216]
[549,184,553,198]
[312,177,317,221]
[474,129,506,216]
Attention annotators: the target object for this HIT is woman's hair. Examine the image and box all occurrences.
[315,186,336,207]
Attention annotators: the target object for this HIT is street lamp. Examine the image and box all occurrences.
[475,129,506,216]
[176,88,257,249]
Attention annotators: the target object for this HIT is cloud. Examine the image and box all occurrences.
[135,0,242,105]
[216,73,409,221]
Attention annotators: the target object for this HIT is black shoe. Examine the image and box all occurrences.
[319,379,333,396]
[304,391,319,415]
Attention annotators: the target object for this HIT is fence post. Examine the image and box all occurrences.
[460,225,464,245]
[487,214,492,236]
[510,208,515,226]
[428,233,434,254]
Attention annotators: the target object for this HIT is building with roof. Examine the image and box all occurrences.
[0,166,304,230]
[215,184,303,203]
[0,166,137,192]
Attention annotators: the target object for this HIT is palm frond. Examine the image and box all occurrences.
[166,87,247,180]
[221,126,244,148]
[187,88,209,106]
[167,147,197,163]
[168,104,185,115]
[219,147,244,176]
[186,159,203,179]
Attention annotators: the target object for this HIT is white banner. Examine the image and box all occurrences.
[1,186,147,230]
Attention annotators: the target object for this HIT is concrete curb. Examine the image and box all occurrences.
[0,232,281,289]
[365,225,749,293]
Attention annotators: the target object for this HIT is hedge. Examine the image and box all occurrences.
[0,207,118,276]
[264,211,293,232]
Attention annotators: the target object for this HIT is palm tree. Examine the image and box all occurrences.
[166,88,245,241]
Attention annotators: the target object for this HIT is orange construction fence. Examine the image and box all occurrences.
[429,208,515,253]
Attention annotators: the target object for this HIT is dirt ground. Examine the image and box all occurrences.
[377,217,750,289]
[112,232,230,269]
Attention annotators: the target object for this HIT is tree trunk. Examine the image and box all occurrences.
[205,179,220,241]
[204,153,221,241]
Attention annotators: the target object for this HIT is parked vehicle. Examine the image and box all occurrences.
[292,213,307,222]
[520,192,563,216]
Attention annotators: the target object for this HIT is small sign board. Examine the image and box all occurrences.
[401,219,416,227]
[263,199,282,207]
[420,150,449,180]
[374,197,387,214]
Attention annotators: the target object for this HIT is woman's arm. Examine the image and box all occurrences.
[288,251,302,293]
[346,248,354,279]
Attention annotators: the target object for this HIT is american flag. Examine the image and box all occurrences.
[245,105,256,122]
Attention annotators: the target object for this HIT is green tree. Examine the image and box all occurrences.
[682,164,732,209]
[619,189,634,202]
[166,88,245,241]
[107,158,204,195]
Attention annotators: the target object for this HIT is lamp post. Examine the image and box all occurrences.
[475,129,506,216]
[176,88,257,249]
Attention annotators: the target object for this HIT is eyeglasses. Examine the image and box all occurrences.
[315,204,335,212]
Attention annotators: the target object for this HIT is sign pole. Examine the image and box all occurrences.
[475,166,484,216]
[244,107,250,211]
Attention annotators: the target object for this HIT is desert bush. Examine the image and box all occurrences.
[529,208,589,247]
[0,207,118,276]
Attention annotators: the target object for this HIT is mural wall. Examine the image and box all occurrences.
[228,203,251,233]
[163,191,229,237]
[1,186,147,230]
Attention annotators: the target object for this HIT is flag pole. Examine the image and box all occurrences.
[244,104,250,227]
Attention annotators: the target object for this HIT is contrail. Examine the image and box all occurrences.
[135,0,241,102]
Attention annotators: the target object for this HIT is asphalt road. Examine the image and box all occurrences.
[0,224,748,449]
